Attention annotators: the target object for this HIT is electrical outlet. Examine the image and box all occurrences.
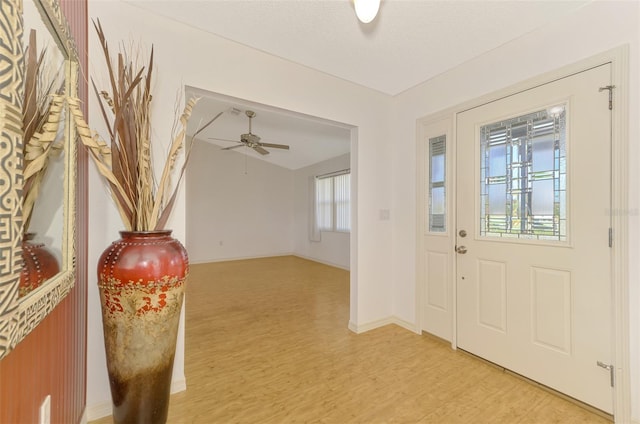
[39,395,51,424]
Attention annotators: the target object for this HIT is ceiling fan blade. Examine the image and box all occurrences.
[253,146,270,155]
[209,137,241,144]
[222,144,245,151]
[260,142,290,150]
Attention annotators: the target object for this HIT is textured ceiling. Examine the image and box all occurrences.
[127,0,591,95]
[125,0,592,169]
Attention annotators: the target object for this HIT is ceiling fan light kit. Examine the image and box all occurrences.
[354,0,380,24]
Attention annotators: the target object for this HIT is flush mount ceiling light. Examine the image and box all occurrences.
[354,0,380,24]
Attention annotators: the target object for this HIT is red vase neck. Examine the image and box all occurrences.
[119,230,173,239]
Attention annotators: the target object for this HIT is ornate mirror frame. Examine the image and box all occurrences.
[0,0,78,359]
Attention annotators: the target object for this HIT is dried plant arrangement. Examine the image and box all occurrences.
[68,20,221,232]
[22,28,65,233]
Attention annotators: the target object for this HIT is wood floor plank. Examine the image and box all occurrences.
[90,256,611,423]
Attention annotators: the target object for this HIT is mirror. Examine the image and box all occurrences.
[20,0,65,297]
[0,0,78,359]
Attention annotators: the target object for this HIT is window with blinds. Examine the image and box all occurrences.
[316,171,351,233]
[429,135,446,232]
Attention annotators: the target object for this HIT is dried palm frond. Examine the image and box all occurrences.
[68,97,134,230]
[68,20,222,232]
[22,29,65,233]
[23,93,65,229]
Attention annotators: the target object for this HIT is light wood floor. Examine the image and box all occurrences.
[91,256,611,423]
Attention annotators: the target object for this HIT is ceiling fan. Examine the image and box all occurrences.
[210,110,290,155]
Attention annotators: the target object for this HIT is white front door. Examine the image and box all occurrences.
[456,64,613,413]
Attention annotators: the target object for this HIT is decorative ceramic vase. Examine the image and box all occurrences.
[98,230,188,424]
[19,233,60,297]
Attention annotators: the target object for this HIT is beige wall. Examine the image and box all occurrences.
[186,141,295,263]
[87,1,392,416]
[86,0,640,420]
[293,154,351,270]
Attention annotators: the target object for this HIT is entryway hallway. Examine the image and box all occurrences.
[91,256,610,423]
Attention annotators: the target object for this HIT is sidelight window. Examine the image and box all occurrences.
[429,135,446,232]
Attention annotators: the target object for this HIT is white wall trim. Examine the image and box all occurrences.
[393,316,420,334]
[189,253,350,271]
[610,45,631,424]
[171,378,187,394]
[293,254,350,271]
[348,316,418,334]
[348,127,359,329]
[86,401,111,422]
[79,408,87,424]
[189,252,295,265]
[414,45,631,422]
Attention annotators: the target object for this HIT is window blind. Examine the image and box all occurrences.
[315,170,351,233]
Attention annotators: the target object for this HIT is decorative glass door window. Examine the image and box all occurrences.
[429,135,446,232]
[480,105,567,241]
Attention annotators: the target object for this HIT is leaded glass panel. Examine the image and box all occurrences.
[480,105,567,241]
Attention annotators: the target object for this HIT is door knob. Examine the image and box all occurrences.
[456,245,467,254]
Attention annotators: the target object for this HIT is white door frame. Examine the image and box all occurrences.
[415,45,630,422]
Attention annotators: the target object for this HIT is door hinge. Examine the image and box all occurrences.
[597,361,615,387]
[609,228,613,248]
[599,85,615,110]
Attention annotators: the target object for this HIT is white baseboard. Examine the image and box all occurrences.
[86,401,111,421]
[350,316,395,333]
[86,379,187,421]
[190,253,351,271]
[78,407,87,424]
[189,252,294,265]
[171,378,187,394]
[393,317,420,334]
[348,316,418,334]
[292,254,350,271]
